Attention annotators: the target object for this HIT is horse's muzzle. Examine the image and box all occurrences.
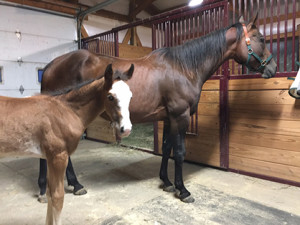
[120,126,131,138]
[261,59,277,79]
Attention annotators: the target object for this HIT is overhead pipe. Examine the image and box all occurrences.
[76,0,120,49]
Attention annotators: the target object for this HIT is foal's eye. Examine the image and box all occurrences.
[260,37,265,42]
[107,95,114,101]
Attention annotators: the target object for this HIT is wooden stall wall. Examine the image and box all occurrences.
[157,80,221,167]
[86,44,152,142]
[228,78,300,183]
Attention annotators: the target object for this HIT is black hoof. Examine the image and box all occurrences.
[74,187,87,195]
[163,185,176,192]
[37,194,47,203]
[176,191,195,203]
[180,195,195,203]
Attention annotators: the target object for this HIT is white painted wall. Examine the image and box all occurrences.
[0,4,77,97]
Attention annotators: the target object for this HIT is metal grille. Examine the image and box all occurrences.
[82,31,118,56]
[229,0,300,77]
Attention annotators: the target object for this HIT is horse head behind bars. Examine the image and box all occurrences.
[39,13,276,203]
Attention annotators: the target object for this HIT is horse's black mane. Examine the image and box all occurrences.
[153,22,243,74]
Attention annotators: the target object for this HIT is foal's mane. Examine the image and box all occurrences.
[153,22,243,75]
[47,78,101,97]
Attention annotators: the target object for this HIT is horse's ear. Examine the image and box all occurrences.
[238,15,245,23]
[247,12,258,30]
[104,64,113,90]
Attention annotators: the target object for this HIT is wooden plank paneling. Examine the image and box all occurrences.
[230,118,300,136]
[202,80,220,90]
[119,44,152,58]
[229,90,296,105]
[86,116,116,143]
[229,77,300,184]
[229,77,294,91]
[230,103,300,121]
[230,142,300,167]
[230,155,300,183]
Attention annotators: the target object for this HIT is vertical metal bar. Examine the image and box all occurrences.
[219,2,229,169]
[292,0,296,70]
[277,0,280,70]
[232,0,236,75]
[270,0,274,55]
[152,24,156,50]
[250,0,253,18]
[244,0,247,20]
[114,32,119,57]
[256,0,260,28]
[263,0,267,38]
[239,0,242,19]
[284,0,288,71]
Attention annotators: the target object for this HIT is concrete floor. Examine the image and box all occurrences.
[0,140,300,225]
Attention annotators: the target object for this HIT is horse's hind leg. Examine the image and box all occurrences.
[38,158,48,203]
[66,157,87,195]
[46,152,68,225]
[173,132,194,203]
[159,122,175,192]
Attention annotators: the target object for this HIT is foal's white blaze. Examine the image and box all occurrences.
[110,80,132,137]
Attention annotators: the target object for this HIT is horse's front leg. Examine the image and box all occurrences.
[46,151,68,225]
[159,121,176,192]
[171,112,195,203]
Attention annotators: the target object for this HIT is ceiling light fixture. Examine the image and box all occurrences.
[188,0,204,7]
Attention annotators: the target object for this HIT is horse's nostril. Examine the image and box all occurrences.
[120,126,124,133]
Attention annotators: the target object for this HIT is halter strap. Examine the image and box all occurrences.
[242,24,273,71]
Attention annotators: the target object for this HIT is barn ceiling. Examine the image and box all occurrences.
[2,0,190,23]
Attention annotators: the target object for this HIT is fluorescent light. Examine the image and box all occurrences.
[188,0,203,7]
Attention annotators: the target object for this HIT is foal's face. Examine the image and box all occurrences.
[105,80,132,138]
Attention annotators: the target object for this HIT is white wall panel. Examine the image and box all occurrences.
[0,4,77,97]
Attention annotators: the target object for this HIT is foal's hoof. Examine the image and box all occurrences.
[74,187,87,195]
[163,185,176,192]
[37,194,47,203]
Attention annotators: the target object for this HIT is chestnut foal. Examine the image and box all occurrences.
[0,64,133,225]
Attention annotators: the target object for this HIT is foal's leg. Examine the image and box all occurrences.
[38,158,48,203]
[159,122,175,192]
[46,152,68,225]
[66,157,87,195]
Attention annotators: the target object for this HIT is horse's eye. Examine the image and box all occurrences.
[107,95,114,101]
[260,37,265,42]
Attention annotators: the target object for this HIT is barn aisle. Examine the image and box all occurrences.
[0,139,300,225]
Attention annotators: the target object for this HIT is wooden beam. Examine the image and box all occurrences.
[5,0,77,15]
[129,0,156,19]
[81,25,89,38]
[122,29,131,44]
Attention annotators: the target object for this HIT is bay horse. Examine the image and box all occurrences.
[0,64,134,225]
[39,14,277,203]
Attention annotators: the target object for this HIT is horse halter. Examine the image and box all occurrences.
[242,24,273,71]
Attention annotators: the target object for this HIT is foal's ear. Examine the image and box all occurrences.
[114,64,134,81]
[247,12,258,30]
[125,64,134,80]
[104,64,113,90]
